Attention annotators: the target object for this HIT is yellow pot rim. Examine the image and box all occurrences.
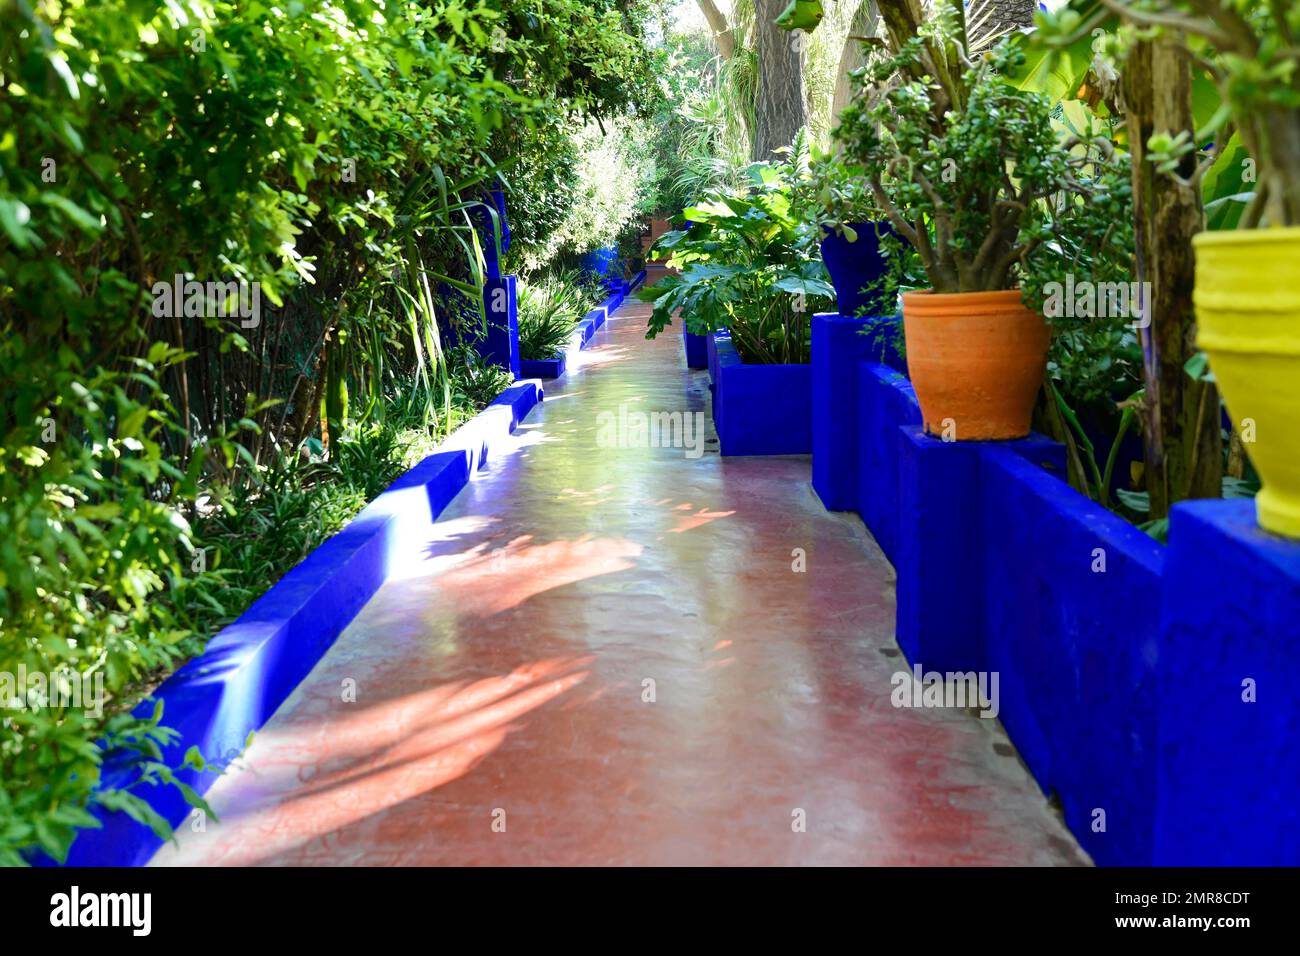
[1194,224,1300,248]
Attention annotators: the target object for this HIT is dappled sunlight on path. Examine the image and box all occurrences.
[154,299,1087,867]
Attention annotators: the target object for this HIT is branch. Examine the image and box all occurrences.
[696,0,735,60]
[1097,0,1233,50]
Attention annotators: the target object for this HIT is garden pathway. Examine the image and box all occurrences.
[152,298,1087,866]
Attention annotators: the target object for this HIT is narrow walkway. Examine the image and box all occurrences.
[154,300,1086,866]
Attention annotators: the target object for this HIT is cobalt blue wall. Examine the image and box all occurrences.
[974,444,1164,867]
[520,355,565,379]
[54,382,543,867]
[580,247,624,294]
[854,362,921,564]
[812,310,1300,866]
[812,313,871,510]
[709,334,811,456]
[810,313,908,512]
[1154,500,1300,865]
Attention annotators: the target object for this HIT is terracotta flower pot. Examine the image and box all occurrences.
[1194,226,1300,539]
[902,289,1050,441]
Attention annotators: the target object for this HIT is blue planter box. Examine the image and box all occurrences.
[709,334,812,456]
[812,311,1300,866]
[520,354,565,379]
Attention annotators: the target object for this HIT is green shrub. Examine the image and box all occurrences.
[638,136,835,365]
[0,0,661,864]
[517,271,591,360]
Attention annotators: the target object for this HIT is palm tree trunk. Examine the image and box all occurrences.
[753,0,808,159]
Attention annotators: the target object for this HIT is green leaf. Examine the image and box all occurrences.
[1006,26,1095,103]
[774,0,824,32]
[0,198,33,249]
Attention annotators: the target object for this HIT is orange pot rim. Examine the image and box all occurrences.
[902,288,1041,320]
[902,288,1028,307]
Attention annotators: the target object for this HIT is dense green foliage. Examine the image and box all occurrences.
[0,0,662,865]
[639,140,834,364]
[516,270,603,360]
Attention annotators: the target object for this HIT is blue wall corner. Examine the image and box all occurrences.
[977,446,1163,866]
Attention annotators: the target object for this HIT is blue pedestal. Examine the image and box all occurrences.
[482,274,520,378]
[1155,500,1300,865]
[812,313,879,510]
[894,426,983,671]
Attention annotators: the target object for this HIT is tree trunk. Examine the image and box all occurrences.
[696,0,735,60]
[1123,38,1222,521]
[753,0,808,159]
[831,1,876,131]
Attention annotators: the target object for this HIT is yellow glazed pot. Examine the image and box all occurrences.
[1194,226,1300,538]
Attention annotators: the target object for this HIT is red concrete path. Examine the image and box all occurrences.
[153,300,1087,867]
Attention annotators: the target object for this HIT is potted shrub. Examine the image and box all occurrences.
[1099,1,1300,537]
[802,152,899,319]
[836,12,1098,441]
[516,271,588,379]
[637,145,835,453]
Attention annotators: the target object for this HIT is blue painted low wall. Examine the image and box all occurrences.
[56,382,543,867]
[520,355,565,379]
[574,307,605,348]
[709,334,811,457]
[855,363,921,565]
[813,312,1300,866]
[1155,500,1300,865]
[597,289,625,316]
